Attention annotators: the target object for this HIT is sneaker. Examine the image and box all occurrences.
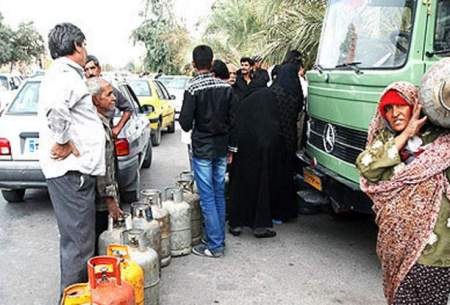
[253,228,276,238]
[192,244,223,258]
[228,226,242,236]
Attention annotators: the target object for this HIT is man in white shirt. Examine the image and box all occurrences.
[38,23,105,295]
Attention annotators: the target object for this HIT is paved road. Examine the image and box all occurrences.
[0,127,386,305]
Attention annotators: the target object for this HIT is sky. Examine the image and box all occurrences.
[0,0,214,68]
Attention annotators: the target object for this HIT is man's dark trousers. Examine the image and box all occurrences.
[46,171,96,293]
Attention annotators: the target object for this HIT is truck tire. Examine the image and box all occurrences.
[2,189,25,203]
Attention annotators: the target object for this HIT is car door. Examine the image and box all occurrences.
[154,80,173,127]
[120,84,150,159]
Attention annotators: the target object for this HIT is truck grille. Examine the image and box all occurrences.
[307,118,367,164]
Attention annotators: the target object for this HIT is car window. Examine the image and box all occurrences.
[166,78,189,90]
[153,80,168,100]
[7,81,40,114]
[127,79,152,97]
[116,85,138,117]
[124,85,143,113]
[156,80,171,99]
[0,76,8,91]
[158,77,173,87]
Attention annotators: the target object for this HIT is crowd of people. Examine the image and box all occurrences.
[39,22,306,299]
[179,46,305,256]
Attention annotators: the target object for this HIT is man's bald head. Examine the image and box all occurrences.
[86,77,116,115]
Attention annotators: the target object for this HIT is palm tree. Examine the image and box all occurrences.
[202,0,326,68]
[203,0,265,64]
[257,0,326,68]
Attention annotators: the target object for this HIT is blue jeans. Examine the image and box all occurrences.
[192,156,227,252]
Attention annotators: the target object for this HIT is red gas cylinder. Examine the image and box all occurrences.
[88,256,136,305]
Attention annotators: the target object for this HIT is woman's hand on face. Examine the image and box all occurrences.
[403,102,427,139]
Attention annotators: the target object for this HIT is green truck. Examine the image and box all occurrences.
[299,0,450,214]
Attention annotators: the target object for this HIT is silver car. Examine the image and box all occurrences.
[157,75,191,117]
[0,77,152,203]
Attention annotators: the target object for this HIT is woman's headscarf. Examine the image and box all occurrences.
[270,63,304,153]
[275,62,303,99]
[367,81,418,143]
[361,81,450,304]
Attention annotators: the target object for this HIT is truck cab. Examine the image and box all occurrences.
[299,0,450,214]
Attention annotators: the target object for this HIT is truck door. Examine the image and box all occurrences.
[424,0,450,70]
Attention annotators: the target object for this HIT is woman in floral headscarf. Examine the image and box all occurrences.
[356,81,450,305]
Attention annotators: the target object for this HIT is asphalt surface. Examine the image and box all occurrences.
[0,126,387,305]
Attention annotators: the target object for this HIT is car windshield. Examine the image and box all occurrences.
[317,0,415,69]
[128,80,152,97]
[435,0,450,52]
[0,76,8,91]
[7,81,40,114]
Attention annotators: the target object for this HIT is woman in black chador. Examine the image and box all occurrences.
[228,61,303,238]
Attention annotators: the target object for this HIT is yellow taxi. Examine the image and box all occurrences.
[128,78,176,146]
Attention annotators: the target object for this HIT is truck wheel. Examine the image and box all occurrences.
[142,142,152,169]
[151,122,162,146]
[2,189,25,203]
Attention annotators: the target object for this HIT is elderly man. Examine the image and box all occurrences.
[84,55,132,138]
[38,23,105,294]
[86,78,124,254]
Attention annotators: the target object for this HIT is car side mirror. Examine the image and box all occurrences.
[170,94,176,100]
[141,104,154,115]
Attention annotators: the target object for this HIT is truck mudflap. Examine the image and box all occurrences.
[295,150,373,215]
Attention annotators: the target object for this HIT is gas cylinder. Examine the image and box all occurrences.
[140,189,171,267]
[122,229,160,305]
[87,256,135,305]
[131,202,162,259]
[107,244,145,305]
[177,171,203,246]
[60,283,92,305]
[98,213,132,255]
[162,187,192,256]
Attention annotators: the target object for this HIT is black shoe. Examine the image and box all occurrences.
[254,228,276,238]
[229,226,242,236]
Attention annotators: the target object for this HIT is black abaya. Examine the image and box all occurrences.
[229,87,298,229]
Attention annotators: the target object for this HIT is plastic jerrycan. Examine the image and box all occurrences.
[162,186,192,256]
[107,244,145,305]
[176,171,203,245]
[87,256,136,305]
[98,213,132,255]
[131,202,162,259]
[122,229,160,305]
[60,283,92,305]
[140,189,171,267]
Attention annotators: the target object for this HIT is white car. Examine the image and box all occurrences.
[0,77,152,203]
[157,75,191,116]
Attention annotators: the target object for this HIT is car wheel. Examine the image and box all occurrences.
[2,189,25,203]
[142,142,152,169]
[167,117,175,133]
[151,122,162,146]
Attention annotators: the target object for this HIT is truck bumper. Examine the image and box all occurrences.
[296,150,373,214]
